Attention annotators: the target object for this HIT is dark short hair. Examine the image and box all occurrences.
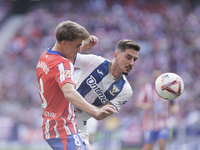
[55,20,90,43]
[116,39,141,52]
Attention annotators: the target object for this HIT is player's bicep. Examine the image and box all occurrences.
[99,103,117,119]
[61,82,79,103]
[61,82,76,94]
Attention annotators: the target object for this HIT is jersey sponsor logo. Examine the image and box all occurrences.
[86,75,108,104]
[37,61,49,74]
[97,69,104,75]
[109,84,120,96]
[63,70,72,78]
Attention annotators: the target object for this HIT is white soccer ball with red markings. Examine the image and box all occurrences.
[155,72,184,100]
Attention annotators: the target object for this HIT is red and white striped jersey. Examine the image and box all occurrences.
[136,83,169,131]
[36,48,77,139]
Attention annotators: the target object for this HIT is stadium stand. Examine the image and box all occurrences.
[0,0,200,149]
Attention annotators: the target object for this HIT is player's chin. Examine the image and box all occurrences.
[122,71,129,76]
[123,68,132,75]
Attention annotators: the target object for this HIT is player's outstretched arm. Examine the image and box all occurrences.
[61,82,117,120]
[80,35,98,52]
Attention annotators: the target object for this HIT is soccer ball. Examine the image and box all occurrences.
[155,72,184,100]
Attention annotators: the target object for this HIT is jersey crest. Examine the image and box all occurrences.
[110,84,120,96]
[92,76,125,107]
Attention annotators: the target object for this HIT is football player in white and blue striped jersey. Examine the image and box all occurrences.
[74,37,141,150]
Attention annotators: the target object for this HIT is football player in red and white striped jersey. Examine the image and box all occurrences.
[36,20,117,150]
[135,69,179,150]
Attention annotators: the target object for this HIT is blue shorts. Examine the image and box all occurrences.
[143,127,170,144]
[46,133,87,150]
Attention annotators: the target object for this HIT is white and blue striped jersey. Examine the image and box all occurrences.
[74,53,133,111]
[74,53,133,143]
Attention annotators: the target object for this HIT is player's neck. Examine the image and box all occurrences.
[52,44,60,53]
[52,42,65,54]
[109,61,122,81]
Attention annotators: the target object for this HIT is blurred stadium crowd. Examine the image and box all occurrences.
[0,0,200,149]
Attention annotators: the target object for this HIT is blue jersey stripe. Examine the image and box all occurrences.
[77,60,110,97]
[92,77,126,107]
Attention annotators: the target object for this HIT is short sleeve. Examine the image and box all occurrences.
[56,60,76,88]
[109,82,133,111]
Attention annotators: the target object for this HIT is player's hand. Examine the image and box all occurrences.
[93,105,117,120]
[101,104,118,114]
[80,35,98,51]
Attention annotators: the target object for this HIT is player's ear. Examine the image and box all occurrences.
[60,40,67,47]
[114,51,118,60]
